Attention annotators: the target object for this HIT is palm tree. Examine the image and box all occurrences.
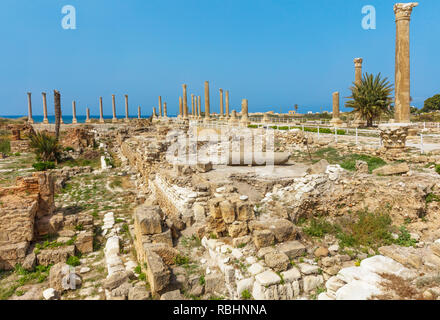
[346,73,393,127]
[54,90,61,141]
[29,131,62,162]
[294,104,299,113]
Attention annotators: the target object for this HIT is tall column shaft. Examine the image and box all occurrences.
[112,94,117,123]
[204,81,210,121]
[42,92,48,124]
[183,85,188,119]
[225,91,230,117]
[163,102,168,118]
[191,94,195,118]
[394,2,418,123]
[86,108,91,123]
[138,106,141,119]
[158,96,162,118]
[124,95,129,122]
[354,58,363,86]
[27,92,34,124]
[72,101,77,124]
[99,97,104,123]
[219,89,224,118]
[332,92,340,119]
[179,97,183,119]
[198,96,202,119]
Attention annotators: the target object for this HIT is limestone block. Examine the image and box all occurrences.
[208,198,223,219]
[220,200,236,223]
[372,162,409,176]
[160,289,183,300]
[335,280,381,300]
[145,249,170,293]
[228,221,248,238]
[255,270,281,286]
[235,201,254,221]
[37,245,75,267]
[268,219,297,243]
[253,230,275,249]
[205,273,225,294]
[236,278,254,296]
[281,267,301,283]
[135,205,162,235]
[277,240,306,259]
[265,252,289,272]
[75,231,94,254]
[302,275,324,293]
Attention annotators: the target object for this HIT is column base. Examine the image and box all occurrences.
[43,119,49,124]
[112,118,118,123]
[99,118,105,123]
[330,118,343,127]
[72,119,78,124]
[85,119,91,124]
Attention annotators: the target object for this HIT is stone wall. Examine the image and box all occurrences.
[0,172,55,270]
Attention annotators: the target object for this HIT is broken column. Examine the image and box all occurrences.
[330,92,343,127]
[112,94,117,123]
[229,110,238,124]
[219,89,224,120]
[152,107,158,120]
[72,101,77,124]
[191,94,195,119]
[163,102,168,120]
[42,92,49,124]
[125,95,129,122]
[198,96,202,119]
[99,97,104,123]
[178,97,183,119]
[183,85,189,120]
[225,90,230,119]
[27,92,34,124]
[158,96,163,119]
[353,58,366,127]
[240,99,250,127]
[394,2,418,123]
[204,81,211,123]
[262,112,270,123]
[86,108,91,123]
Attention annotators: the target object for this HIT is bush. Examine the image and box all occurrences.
[435,165,440,175]
[32,161,55,171]
[66,256,81,267]
[0,139,11,154]
[29,131,62,162]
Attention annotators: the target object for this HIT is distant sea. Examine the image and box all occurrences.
[0,115,177,124]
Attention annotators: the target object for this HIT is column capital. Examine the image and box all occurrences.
[353,58,363,67]
[394,3,418,21]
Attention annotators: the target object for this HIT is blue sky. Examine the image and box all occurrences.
[0,0,438,116]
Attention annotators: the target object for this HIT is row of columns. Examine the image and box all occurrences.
[26,93,143,124]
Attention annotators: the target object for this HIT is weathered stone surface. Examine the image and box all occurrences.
[205,273,225,294]
[253,230,275,249]
[372,162,409,176]
[75,231,94,254]
[151,229,173,247]
[255,270,281,286]
[228,221,248,238]
[220,200,236,224]
[0,242,29,270]
[378,245,423,269]
[237,278,254,296]
[43,288,60,300]
[303,275,324,293]
[135,205,162,235]
[160,289,183,300]
[314,247,329,258]
[22,253,36,271]
[103,272,129,291]
[335,280,381,300]
[49,262,81,292]
[235,202,254,221]
[277,241,306,259]
[268,219,297,243]
[145,249,170,293]
[298,263,319,275]
[208,198,223,219]
[37,245,75,266]
[265,252,289,272]
[355,160,369,174]
[281,267,301,283]
[307,159,329,174]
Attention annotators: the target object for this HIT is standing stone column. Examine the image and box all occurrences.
[353,58,365,127]
[86,107,91,123]
[72,101,77,124]
[124,95,129,122]
[112,94,118,123]
[330,92,343,127]
[152,107,158,120]
[60,107,64,124]
[27,92,34,124]
[179,97,183,119]
[42,92,49,124]
[204,81,211,123]
[219,89,224,120]
[163,102,168,120]
[225,91,230,119]
[183,84,188,120]
[229,110,238,124]
[198,96,202,119]
[394,2,418,123]
[99,97,104,123]
[138,106,141,119]
[158,96,163,118]
[240,99,250,127]
[191,94,195,119]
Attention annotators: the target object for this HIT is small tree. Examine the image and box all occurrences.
[345,73,394,127]
[421,94,440,113]
[29,131,62,163]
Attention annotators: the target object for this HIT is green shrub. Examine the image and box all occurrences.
[32,161,55,171]
[304,217,338,238]
[339,154,386,173]
[66,256,81,267]
[0,139,10,154]
[174,255,190,266]
[435,165,440,175]
[29,131,62,162]
[241,289,252,300]
[395,226,418,247]
[426,193,440,203]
